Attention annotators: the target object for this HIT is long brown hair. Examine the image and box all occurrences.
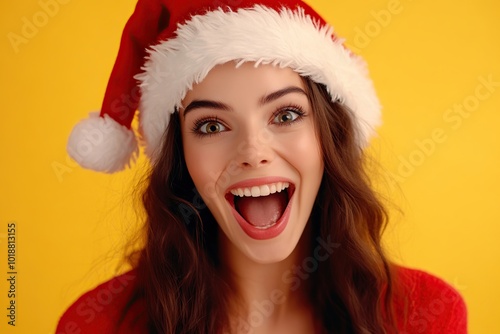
[128,77,399,333]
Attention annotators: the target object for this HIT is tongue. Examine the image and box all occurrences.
[235,192,288,227]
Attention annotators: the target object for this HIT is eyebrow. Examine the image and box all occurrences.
[182,100,230,117]
[182,86,307,117]
[259,86,307,106]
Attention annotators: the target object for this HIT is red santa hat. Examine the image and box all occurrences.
[67,0,381,173]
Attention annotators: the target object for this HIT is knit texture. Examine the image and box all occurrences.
[393,266,467,333]
[56,266,467,333]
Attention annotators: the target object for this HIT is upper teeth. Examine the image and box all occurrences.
[230,182,290,197]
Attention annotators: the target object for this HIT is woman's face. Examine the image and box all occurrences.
[180,62,324,263]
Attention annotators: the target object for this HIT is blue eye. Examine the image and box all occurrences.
[272,107,304,124]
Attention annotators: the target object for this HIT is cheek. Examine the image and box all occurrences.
[283,128,323,177]
[183,139,227,199]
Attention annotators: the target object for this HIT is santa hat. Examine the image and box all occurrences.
[67,0,381,173]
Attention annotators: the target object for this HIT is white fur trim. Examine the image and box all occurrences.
[67,112,138,173]
[136,5,381,160]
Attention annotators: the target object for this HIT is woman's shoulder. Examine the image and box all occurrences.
[56,270,148,334]
[393,265,467,334]
[56,266,467,333]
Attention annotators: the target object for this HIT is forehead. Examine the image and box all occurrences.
[182,62,306,103]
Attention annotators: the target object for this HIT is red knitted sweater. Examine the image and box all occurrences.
[56,266,467,333]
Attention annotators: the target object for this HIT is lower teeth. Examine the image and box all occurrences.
[251,221,277,230]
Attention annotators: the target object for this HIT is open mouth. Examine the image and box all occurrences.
[225,182,295,230]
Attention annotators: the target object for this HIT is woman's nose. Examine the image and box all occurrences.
[234,128,275,168]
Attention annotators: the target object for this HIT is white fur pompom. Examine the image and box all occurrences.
[67,112,138,173]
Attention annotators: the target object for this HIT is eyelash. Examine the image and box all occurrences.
[191,104,307,137]
[191,116,225,138]
[272,104,306,126]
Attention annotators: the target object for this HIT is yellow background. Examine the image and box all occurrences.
[0,0,499,333]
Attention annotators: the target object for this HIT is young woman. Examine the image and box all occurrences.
[58,0,467,333]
